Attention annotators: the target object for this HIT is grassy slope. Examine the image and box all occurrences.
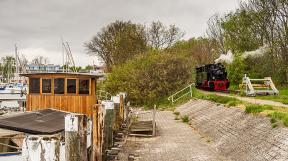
[160,86,288,128]
[193,88,288,128]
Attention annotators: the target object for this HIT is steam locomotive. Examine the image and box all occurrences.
[196,63,230,91]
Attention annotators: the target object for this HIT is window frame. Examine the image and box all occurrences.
[78,78,91,95]
[29,78,40,94]
[53,78,65,95]
[41,78,52,94]
[66,78,77,95]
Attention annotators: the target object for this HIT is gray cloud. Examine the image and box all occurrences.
[0,0,240,66]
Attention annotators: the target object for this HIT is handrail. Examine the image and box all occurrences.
[168,83,194,104]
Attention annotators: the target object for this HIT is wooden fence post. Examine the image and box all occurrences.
[112,96,120,130]
[119,94,124,123]
[102,101,115,159]
[152,105,156,136]
[92,104,105,161]
[125,101,131,123]
[65,113,87,161]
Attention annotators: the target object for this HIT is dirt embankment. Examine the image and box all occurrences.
[175,99,288,161]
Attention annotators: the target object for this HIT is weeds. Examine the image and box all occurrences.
[272,124,278,128]
[182,115,189,123]
[173,111,180,116]
[268,112,288,127]
[270,118,277,124]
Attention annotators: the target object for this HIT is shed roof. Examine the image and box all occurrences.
[20,72,103,78]
[0,109,69,134]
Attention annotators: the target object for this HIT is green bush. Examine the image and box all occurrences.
[104,50,193,107]
[245,104,273,114]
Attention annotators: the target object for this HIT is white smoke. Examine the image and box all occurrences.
[214,46,269,64]
[215,50,234,64]
[242,46,269,58]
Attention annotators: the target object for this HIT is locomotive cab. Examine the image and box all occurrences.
[196,63,230,91]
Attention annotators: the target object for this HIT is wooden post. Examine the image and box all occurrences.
[119,94,124,123]
[102,101,115,159]
[152,105,156,136]
[92,104,105,161]
[125,101,131,123]
[190,84,193,97]
[65,113,87,161]
[112,96,120,130]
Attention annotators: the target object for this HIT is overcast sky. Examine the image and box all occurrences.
[0,0,241,67]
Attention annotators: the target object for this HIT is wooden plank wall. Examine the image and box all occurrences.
[27,95,96,117]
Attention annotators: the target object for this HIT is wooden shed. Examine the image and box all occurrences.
[21,72,101,117]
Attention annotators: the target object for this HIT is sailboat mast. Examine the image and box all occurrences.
[15,44,19,74]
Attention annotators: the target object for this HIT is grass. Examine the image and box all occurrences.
[173,111,180,116]
[232,85,288,105]
[193,88,241,107]
[182,115,189,123]
[245,104,273,114]
[268,112,288,127]
[254,87,288,104]
[195,87,288,127]
[272,124,278,128]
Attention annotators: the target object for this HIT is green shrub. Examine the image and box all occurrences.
[245,104,273,113]
[182,115,189,123]
[272,124,278,128]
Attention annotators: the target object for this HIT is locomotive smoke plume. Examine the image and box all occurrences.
[242,45,269,59]
[215,46,269,64]
[215,50,234,64]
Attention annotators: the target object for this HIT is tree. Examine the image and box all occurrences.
[18,54,28,73]
[104,50,193,106]
[85,65,94,70]
[207,14,226,54]
[1,56,15,82]
[31,56,49,65]
[147,21,184,49]
[84,20,147,70]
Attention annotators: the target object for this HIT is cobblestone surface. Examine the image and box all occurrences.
[118,110,228,161]
[175,99,288,161]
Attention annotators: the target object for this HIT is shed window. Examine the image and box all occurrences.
[79,79,90,94]
[42,79,52,93]
[54,78,64,94]
[67,79,76,94]
[29,78,40,94]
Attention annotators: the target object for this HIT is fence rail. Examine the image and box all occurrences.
[168,83,194,104]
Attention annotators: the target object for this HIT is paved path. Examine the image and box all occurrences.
[118,111,228,161]
[200,90,288,108]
